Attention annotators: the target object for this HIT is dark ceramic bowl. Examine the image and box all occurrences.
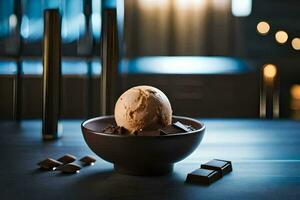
[81,115,205,176]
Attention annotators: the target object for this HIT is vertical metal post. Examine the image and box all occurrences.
[101,8,119,115]
[13,0,22,121]
[42,9,62,140]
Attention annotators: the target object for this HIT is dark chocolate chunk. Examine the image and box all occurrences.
[37,158,63,170]
[186,125,196,131]
[159,125,181,135]
[173,122,191,132]
[186,168,221,185]
[57,154,76,164]
[102,125,128,135]
[116,126,127,135]
[80,156,96,165]
[59,163,81,174]
[201,159,232,176]
[160,121,194,135]
[102,125,116,134]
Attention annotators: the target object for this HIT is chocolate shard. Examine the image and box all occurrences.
[173,121,191,132]
[159,125,181,135]
[57,154,77,164]
[102,125,116,134]
[102,125,128,135]
[186,125,196,131]
[37,158,63,170]
[160,121,194,135]
[201,159,232,177]
[59,163,81,174]
[116,126,127,135]
[80,156,96,165]
[186,168,221,185]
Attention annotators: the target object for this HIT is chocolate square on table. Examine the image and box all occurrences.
[186,168,221,185]
[57,154,76,164]
[201,159,232,176]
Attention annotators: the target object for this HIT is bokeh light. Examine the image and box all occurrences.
[275,31,288,44]
[263,64,277,79]
[291,38,300,50]
[291,85,300,100]
[257,21,270,35]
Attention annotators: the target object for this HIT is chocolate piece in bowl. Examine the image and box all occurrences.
[159,121,195,135]
[102,125,127,135]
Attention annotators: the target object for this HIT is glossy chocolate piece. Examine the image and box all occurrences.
[186,168,221,185]
[57,154,76,164]
[59,163,81,174]
[159,121,194,135]
[173,121,191,132]
[80,156,96,165]
[201,159,232,176]
[37,158,62,170]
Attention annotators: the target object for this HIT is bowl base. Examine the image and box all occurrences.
[114,164,174,176]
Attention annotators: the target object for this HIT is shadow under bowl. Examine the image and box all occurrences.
[81,116,205,176]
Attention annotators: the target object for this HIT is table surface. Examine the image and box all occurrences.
[1,119,300,200]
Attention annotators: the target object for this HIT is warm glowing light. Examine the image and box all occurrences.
[291,38,300,50]
[232,0,252,17]
[256,21,270,35]
[275,31,288,44]
[263,64,277,79]
[291,85,300,100]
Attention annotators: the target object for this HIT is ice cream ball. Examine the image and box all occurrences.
[114,86,172,134]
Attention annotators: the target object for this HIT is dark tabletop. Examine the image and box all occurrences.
[1,119,300,200]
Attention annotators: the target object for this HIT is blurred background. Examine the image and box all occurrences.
[0,0,300,120]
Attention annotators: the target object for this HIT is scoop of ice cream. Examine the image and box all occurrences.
[114,86,172,134]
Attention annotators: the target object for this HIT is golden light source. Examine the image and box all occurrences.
[291,85,300,100]
[257,21,270,35]
[291,38,300,50]
[275,31,288,44]
[263,64,277,79]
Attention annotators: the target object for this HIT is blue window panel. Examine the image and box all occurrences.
[0,61,17,75]
[91,60,101,75]
[21,0,85,42]
[21,60,91,75]
[0,0,14,37]
[103,0,116,9]
[120,56,252,74]
[92,0,101,40]
[62,60,88,75]
[22,60,43,75]
[61,0,85,42]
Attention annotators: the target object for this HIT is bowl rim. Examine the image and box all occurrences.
[81,115,205,138]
